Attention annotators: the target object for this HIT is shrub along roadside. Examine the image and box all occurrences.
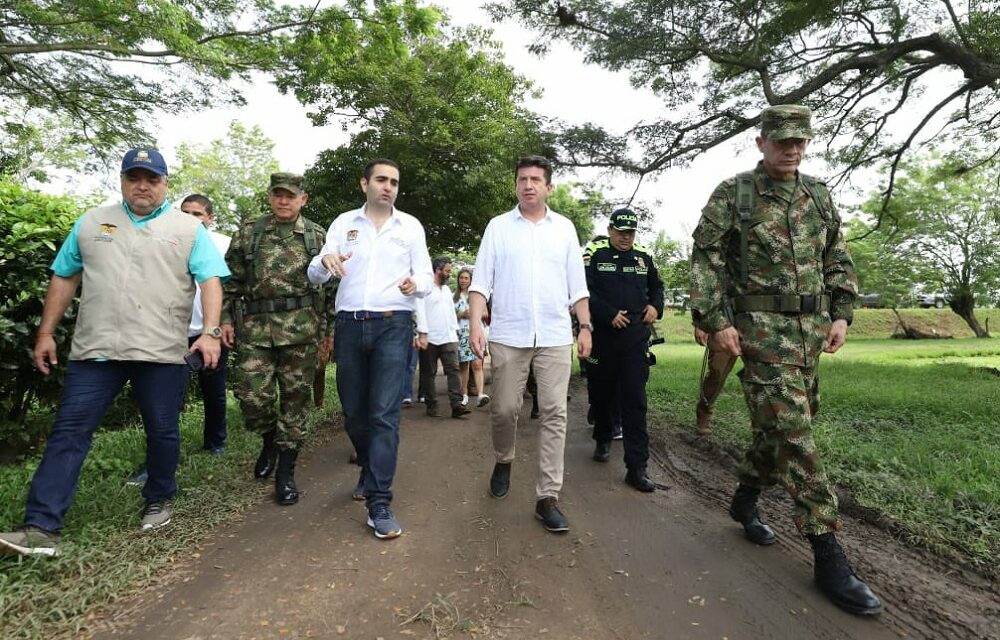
[647,338,1000,574]
[0,379,341,640]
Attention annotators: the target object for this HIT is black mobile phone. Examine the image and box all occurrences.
[183,350,205,371]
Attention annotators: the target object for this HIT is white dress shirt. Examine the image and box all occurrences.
[470,206,589,348]
[307,205,433,311]
[413,283,459,345]
[188,230,232,337]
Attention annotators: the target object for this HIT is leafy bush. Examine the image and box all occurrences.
[0,180,81,456]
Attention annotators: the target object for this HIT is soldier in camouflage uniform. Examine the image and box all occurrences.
[689,105,881,616]
[221,173,334,506]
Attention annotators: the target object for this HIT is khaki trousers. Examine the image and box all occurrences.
[489,342,572,500]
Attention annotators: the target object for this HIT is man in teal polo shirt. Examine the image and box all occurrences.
[0,148,230,557]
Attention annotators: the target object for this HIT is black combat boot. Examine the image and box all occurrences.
[253,430,278,479]
[624,468,656,492]
[593,441,611,462]
[274,448,299,506]
[809,533,883,615]
[728,484,776,545]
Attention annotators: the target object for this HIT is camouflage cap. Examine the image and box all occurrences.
[269,172,305,195]
[760,105,814,140]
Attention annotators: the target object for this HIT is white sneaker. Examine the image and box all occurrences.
[477,394,490,408]
[461,394,469,406]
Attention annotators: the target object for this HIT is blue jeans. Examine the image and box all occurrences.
[188,335,228,450]
[25,360,188,533]
[334,311,411,507]
[399,343,418,402]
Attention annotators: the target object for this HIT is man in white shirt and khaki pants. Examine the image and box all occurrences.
[469,155,592,533]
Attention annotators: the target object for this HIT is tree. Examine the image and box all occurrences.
[169,121,280,230]
[547,183,603,245]
[489,1,1000,214]
[289,19,553,252]
[0,0,440,156]
[860,153,1000,337]
[0,111,89,183]
[647,230,688,291]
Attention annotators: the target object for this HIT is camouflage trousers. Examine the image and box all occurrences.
[233,342,318,450]
[737,359,839,536]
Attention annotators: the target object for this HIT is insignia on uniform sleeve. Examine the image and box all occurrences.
[583,254,591,266]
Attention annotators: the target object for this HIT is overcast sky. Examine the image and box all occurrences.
[147,1,833,242]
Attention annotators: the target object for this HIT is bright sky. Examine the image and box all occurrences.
[134,2,840,243]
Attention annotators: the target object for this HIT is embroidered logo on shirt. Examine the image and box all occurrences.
[597,262,616,272]
[95,223,117,243]
[347,229,359,243]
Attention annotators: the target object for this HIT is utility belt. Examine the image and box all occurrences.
[244,294,320,315]
[733,294,831,314]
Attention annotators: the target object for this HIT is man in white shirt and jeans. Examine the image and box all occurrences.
[469,155,592,533]
[307,159,433,540]
[415,256,472,420]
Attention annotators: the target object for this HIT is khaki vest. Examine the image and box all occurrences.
[70,204,202,363]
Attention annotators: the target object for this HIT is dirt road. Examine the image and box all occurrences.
[95,378,998,639]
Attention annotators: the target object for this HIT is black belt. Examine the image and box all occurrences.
[734,294,831,314]
[338,310,404,321]
[244,294,318,315]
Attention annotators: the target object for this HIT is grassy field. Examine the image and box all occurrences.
[0,377,341,640]
[646,336,1000,571]
[654,307,1000,341]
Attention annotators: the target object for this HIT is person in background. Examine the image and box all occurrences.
[454,266,489,408]
[0,148,227,556]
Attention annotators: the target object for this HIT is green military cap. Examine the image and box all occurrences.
[269,172,305,195]
[760,104,813,140]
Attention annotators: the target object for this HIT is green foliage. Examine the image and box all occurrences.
[490,0,1000,201]
[646,229,688,290]
[0,111,89,184]
[285,11,553,252]
[169,121,280,230]
[546,183,601,245]
[858,152,1000,335]
[0,180,81,454]
[646,337,1000,570]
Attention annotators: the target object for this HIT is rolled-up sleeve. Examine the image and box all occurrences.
[409,222,434,298]
[469,221,495,300]
[565,224,589,307]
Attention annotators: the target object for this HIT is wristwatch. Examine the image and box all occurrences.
[578,322,594,332]
[203,326,223,339]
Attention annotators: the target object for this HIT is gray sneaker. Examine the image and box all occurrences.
[0,526,61,557]
[140,500,172,530]
[366,504,402,539]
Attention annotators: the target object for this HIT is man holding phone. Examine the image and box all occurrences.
[0,149,229,557]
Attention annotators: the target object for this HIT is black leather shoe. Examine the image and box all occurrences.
[275,449,299,506]
[593,441,611,462]
[452,405,472,418]
[535,497,569,533]
[728,484,776,545]
[253,430,278,480]
[489,462,511,499]
[809,533,883,615]
[624,468,656,492]
[426,404,441,418]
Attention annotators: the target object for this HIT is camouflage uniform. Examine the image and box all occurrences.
[223,212,334,451]
[690,120,857,535]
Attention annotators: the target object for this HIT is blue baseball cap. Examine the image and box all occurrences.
[121,148,168,176]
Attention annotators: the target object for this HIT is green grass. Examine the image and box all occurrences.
[654,307,1000,341]
[647,337,1000,571]
[0,373,341,640]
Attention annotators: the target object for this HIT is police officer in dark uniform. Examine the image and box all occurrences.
[583,209,664,492]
